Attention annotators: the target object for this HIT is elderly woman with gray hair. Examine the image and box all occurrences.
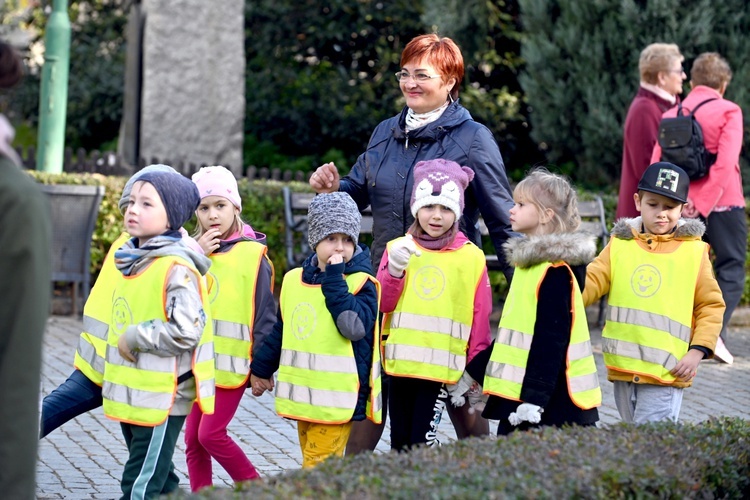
[616,43,685,219]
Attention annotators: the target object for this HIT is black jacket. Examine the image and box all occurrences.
[466,232,600,434]
[250,244,379,421]
[339,101,517,280]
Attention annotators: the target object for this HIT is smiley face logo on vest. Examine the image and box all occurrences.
[291,302,316,340]
[207,271,219,304]
[630,264,661,298]
[111,296,133,337]
[413,266,446,300]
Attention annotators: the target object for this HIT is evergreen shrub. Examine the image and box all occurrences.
[186,418,750,499]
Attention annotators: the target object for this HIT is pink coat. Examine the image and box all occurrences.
[376,231,492,363]
[651,85,744,216]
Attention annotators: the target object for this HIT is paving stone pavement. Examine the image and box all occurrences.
[36,315,750,499]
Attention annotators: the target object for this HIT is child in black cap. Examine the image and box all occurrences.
[583,161,724,424]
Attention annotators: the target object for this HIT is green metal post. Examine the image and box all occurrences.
[36,0,71,173]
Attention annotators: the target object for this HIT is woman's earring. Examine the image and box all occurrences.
[448,91,454,103]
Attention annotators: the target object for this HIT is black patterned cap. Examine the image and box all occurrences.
[637,162,689,203]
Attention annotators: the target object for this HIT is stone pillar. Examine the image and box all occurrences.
[138,0,244,174]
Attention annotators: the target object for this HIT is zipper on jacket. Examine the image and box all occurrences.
[405,132,409,149]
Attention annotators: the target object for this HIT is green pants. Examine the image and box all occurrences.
[120,416,186,500]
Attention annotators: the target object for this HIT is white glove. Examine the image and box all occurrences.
[446,371,475,407]
[387,234,421,277]
[508,403,543,426]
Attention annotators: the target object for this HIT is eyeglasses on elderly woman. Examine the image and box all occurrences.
[394,71,441,83]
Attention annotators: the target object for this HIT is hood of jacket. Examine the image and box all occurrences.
[612,217,705,241]
[503,232,597,269]
[301,243,373,284]
[117,233,212,276]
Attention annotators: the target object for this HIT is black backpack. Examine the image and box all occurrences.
[658,98,717,180]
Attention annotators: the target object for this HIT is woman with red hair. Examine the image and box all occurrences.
[310,33,515,454]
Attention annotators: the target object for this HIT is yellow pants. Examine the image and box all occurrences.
[297,421,353,468]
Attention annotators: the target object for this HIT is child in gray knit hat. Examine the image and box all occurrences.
[250,191,383,468]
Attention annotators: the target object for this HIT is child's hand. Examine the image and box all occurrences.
[117,335,136,362]
[327,254,344,266]
[671,349,703,381]
[388,234,422,277]
[196,228,222,255]
[250,374,274,397]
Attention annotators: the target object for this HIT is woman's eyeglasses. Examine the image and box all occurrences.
[395,71,441,82]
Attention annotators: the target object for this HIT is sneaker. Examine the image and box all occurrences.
[714,337,734,365]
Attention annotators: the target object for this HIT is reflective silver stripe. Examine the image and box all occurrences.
[486,360,526,384]
[390,311,471,341]
[198,378,215,400]
[602,338,679,371]
[102,382,173,410]
[82,315,109,340]
[276,380,356,409]
[385,343,463,373]
[568,340,593,361]
[569,372,600,393]
[608,306,691,343]
[497,327,532,350]
[371,392,382,413]
[279,349,357,373]
[213,320,250,341]
[105,345,176,372]
[194,342,215,365]
[216,353,250,374]
[76,337,104,373]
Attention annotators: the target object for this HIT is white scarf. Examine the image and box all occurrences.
[405,101,450,132]
[639,82,677,105]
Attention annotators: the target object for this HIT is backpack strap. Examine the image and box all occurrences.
[687,98,718,115]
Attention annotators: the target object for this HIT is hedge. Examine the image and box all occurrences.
[176,417,749,499]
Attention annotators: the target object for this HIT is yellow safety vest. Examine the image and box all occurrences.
[382,239,485,384]
[74,232,130,385]
[208,241,271,388]
[484,262,601,410]
[102,256,216,426]
[604,237,705,384]
[275,268,382,424]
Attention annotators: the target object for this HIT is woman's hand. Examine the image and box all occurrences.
[683,198,699,218]
[310,162,341,193]
[196,228,222,255]
[250,374,274,396]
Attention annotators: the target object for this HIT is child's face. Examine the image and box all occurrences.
[196,195,239,240]
[315,233,355,271]
[509,195,545,235]
[634,191,684,235]
[416,204,456,238]
[125,181,169,246]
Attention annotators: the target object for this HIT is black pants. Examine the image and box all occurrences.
[704,208,747,345]
[388,376,446,451]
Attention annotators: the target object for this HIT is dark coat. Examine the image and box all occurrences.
[466,232,600,434]
[250,244,379,421]
[617,87,675,219]
[339,101,517,280]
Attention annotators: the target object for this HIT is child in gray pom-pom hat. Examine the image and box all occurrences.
[249,191,383,468]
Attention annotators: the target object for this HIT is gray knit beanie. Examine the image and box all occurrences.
[135,171,200,230]
[119,164,177,213]
[307,192,361,249]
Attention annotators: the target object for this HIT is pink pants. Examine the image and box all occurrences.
[185,385,259,491]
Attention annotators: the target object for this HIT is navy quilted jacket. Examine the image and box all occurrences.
[250,244,378,421]
[339,100,517,280]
